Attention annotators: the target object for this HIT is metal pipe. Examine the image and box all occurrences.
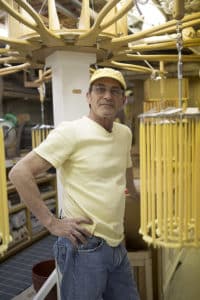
[173,0,185,20]
[176,22,183,108]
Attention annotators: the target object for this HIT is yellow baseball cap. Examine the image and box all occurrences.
[90,68,127,90]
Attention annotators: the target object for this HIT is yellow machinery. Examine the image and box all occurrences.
[31,125,53,148]
[139,109,200,247]
[0,126,12,255]
[31,71,53,149]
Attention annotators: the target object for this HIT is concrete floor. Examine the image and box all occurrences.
[165,248,200,300]
[12,286,35,300]
[0,235,56,300]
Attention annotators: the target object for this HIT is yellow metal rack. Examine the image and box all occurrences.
[31,125,53,148]
[139,109,200,247]
[0,127,11,255]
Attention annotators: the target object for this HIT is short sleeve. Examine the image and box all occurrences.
[34,122,76,168]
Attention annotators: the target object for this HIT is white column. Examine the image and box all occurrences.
[46,51,95,125]
[46,51,95,211]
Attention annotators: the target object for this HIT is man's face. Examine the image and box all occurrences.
[87,77,126,121]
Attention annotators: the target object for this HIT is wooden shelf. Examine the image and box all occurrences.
[1,237,31,261]
[41,190,56,200]
[9,203,26,214]
[31,229,49,241]
[8,236,30,250]
[1,172,57,260]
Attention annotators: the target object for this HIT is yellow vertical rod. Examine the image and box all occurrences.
[150,122,156,242]
[189,119,193,229]
[173,120,178,227]
[147,120,152,235]
[0,127,10,255]
[167,120,173,237]
[183,119,189,240]
[42,127,45,141]
[194,118,200,242]
[35,128,38,147]
[186,120,191,233]
[155,119,162,235]
[165,121,169,241]
[139,121,143,232]
[160,61,165,102]
[197,119,200,243]
[191,119,195,230]
[143,120,148,236]
[31,128,34,148]
[184,120,189,241]
[140,120,146,234]
[34,128,37,147]
[162,121,168,242]
[193,118,197,243]
[182,120,186,240]
[39,128,42,145]
[178,117,184,245]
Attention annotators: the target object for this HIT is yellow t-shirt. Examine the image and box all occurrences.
[34,116,132,246]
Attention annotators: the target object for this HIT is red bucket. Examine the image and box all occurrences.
[32,259,57,300]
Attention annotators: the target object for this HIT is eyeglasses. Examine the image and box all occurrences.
[92,85,124,97]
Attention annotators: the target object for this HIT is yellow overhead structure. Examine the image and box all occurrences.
[139,109,200,248]
[0,127,11,255]
[0,0,199,77]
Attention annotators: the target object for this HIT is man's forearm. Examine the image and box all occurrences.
[9,162,56,230]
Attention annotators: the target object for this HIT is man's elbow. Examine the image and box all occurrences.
[8,161,28,186]
[8,163,20,184]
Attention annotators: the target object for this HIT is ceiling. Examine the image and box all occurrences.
[0,0,200,85]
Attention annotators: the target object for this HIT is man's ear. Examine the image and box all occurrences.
[86,92,91,104]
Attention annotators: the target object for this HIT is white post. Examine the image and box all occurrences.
[46,51,95,126]
[45,50,95,209]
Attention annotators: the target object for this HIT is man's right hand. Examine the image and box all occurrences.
[47,216,93,246]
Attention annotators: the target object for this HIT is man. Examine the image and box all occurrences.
[9,67,140,300]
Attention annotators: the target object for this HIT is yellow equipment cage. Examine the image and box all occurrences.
[139,109,200,248]
[0,126,12,255]
[31,125,53,148]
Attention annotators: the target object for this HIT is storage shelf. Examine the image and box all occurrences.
[9,203,26,214]
[1,237,31,261]
[41,190,56,200]
[8,236,30,250]
[1,172,57,260]
[31,229,49,241]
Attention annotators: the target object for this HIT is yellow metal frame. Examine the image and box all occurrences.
[140,113,200,248]
[0,1,199,78]
[0,127,12,255]
[31,125,53,148]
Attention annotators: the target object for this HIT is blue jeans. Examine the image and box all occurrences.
[54,236,140,300]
